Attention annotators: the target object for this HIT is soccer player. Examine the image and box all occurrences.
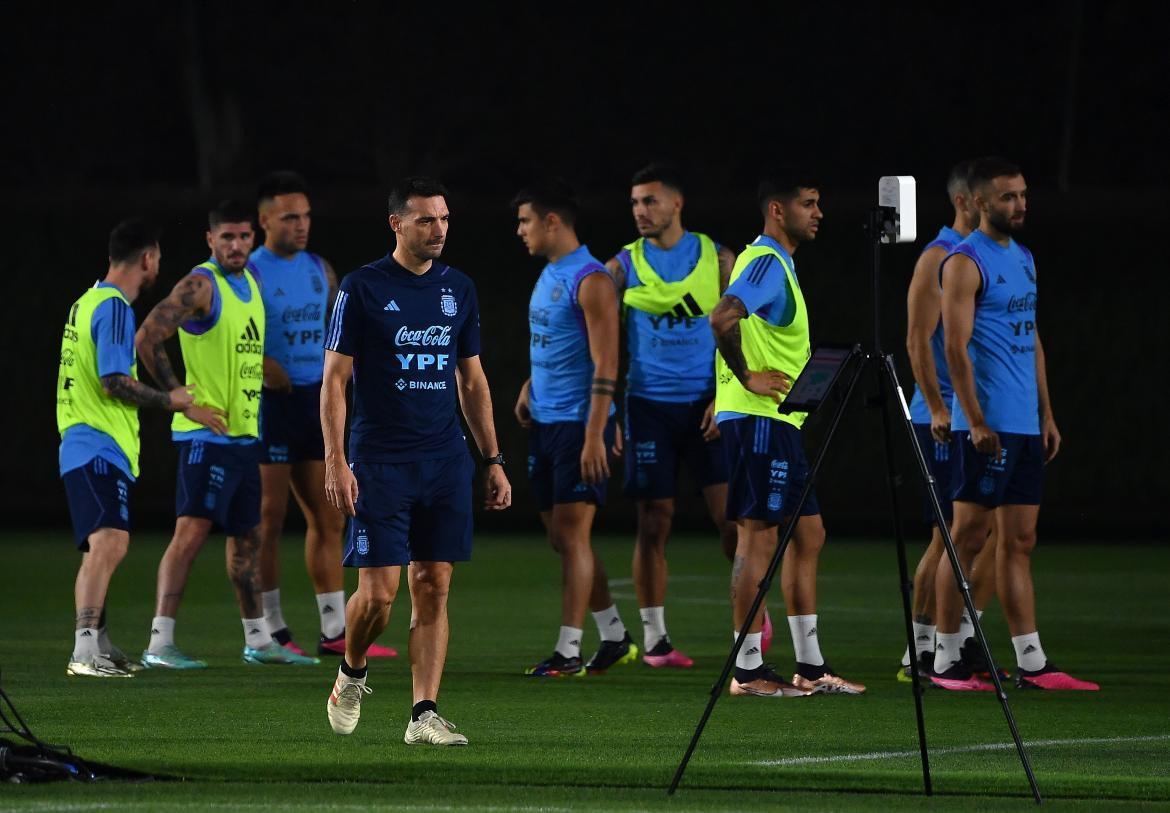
[900,161,1002,681]
[322,177,511,746]
[135,200,317,669]
[57,218,195,677]
[709,171,865,697]
[250,171,396,659]
[513,178,635,677]
[604,163,744,668]
[931,156,1097,691]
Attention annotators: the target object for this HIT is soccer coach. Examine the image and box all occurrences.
[321,176,512,745]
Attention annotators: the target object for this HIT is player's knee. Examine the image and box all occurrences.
[89,531,129,566]
[637,502,674,545]
[1005,530,1037,556]
[409,571,449,608]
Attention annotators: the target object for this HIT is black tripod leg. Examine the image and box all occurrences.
[882,355,1043,805]
[874,359,932,796]
[668,349,867,796]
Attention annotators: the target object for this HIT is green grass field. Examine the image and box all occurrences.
[1,532,1167,811]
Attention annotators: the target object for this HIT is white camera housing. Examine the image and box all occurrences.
[878,176,916,244]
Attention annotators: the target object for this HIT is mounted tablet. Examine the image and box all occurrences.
[777,343,861,415]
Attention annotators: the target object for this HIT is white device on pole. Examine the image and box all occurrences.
[878,176,916,244]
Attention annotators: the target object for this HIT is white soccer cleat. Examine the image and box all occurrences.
[404,710,469,746]
[66,653,134,678]
[326,671,372,735]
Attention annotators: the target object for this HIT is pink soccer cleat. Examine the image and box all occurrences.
[643,641,694,669]
[282,639,312,657]
[1016,665,1099,691]
[318,633,398,658]
[930,663,995,692]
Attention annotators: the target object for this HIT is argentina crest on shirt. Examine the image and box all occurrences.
[440,287,458,317]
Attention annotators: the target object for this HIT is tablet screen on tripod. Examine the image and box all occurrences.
[778,344,857,414]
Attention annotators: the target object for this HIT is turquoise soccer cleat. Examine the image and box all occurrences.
[141,644,209,670]
[243,641,320,665]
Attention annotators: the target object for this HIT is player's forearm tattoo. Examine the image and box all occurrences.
[75,605,102,630]
[101,374,171,409]
[227,528,262,618]
[711,296,750,385]
[138,276,208,390]
[591,377,616,397]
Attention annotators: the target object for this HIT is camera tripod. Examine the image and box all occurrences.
[668,206,1043,804]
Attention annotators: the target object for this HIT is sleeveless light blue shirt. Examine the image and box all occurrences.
[909,226,960,424]
[248,246,328,386]
[528,245,617,423]
[946,231,1040,435]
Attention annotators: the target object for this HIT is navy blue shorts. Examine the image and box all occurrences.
[913,423,955,525]
[623,395,727,500]
[62,457,132,550]
[345,453,475,567]
[951,431,1043,508]
[260,384,325,464]
[175,440,262,535]
[528,417,617,512]
[721,416,819,523]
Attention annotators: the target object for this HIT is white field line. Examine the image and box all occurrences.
[752,733,1170,767]
[0,803,578,813]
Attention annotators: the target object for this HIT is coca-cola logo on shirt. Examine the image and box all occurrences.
[395,325,453,347]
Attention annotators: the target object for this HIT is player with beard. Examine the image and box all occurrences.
[249,171,396,660]
[710,171,865,697]
[136,200,317,668]
[899,161,1002,682]
[931,157,1097,692]
[605,163,765,668]
[57,218,195,677]
[323,176,511,745]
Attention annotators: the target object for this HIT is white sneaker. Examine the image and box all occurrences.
[67,653,134,678]
[404,710,468,746]
[326,670,371,735]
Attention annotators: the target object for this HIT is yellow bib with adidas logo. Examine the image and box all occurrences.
[171,261,265,438]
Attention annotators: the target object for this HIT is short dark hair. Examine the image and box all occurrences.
[388,176,449,216]
[257,170,308,204]
[108,217,161,264]
[631,162,685,195]
[757,169,819,216]
[510,177,579,227]
[946,159,975,200]
[967,156,1022,195]
[208,199,255,230]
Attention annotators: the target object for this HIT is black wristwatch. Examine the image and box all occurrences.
[483,453,506,468]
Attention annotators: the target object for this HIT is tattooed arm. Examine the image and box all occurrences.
[134,271,226,433]
[135,271,213,389]
[101,374,194,411]
[709,294,792,401]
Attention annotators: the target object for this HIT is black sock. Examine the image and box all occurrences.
[734,665,763,683]
[340,659,367,679]
[795,662,828,680]
[412,700,437,721]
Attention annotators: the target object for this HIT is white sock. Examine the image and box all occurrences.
[316,590,346,638]
[555,625,583,659]
[787,614,824,666]
[97,624,112,653]
[914,621,936,658]
[262,589,287,635]
[735,631,764,672]
[73,627,100,660]
[935,631,965,671]
[901,646,911,668]
[959,610,974,639]
[1011,631,1047,672]
[592,604,627,643]
[639,606,667,651]
[243,617,273,649]
[148,616,175,652]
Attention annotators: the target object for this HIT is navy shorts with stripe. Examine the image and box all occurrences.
[260,384,325,464]
[951,430,1043,508]
[175,440,262,535]
[913,422,955,525]
[345,452,475,567]
[62,457,132,550]
[528,417,617,511]
[623,395,727,500]
[721,415,819,522]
